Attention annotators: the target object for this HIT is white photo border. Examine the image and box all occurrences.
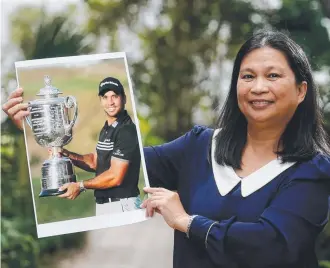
[15,52,149,238]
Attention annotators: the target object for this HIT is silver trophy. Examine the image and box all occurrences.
[26,75,78,197]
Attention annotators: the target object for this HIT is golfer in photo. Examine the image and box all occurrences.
[56,76,142,216]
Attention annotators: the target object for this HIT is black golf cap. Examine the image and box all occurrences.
[98,77,125,96]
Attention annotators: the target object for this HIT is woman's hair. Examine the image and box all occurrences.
[215,29,330,169]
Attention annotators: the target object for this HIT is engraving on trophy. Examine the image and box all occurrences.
[44,75,51,87]
[38,139,47,147]
[26,75,78,197]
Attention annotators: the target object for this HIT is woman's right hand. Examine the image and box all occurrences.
[2,87,30,130]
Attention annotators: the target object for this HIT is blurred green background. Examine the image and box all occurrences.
[1,0,330,267]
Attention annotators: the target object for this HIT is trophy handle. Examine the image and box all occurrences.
[25,104,32,129]
[64,96,78,135]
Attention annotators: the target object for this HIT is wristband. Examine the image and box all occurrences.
[79,181,86,192]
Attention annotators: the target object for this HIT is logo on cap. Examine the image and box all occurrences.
[98,77,125,96]
[100,81,119,87]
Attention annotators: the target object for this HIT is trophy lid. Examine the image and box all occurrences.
[37,75,62,97]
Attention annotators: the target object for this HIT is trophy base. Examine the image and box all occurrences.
[39,188,67,197]
[39,157,77,198]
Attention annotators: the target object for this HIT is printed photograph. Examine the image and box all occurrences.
[15,52,149,238]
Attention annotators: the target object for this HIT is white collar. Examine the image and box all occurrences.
[211,129,296,197]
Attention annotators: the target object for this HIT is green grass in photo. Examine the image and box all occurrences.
[32,172,95,224]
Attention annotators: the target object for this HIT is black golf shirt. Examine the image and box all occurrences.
[94,110,140,200]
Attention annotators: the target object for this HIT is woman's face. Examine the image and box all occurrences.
[237,47,307,127]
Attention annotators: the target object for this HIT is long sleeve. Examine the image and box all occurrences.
[143,132,192,190]
[189,177,330,267]
[143,125,208,190]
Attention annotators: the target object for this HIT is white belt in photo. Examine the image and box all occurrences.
[96,196,142,216]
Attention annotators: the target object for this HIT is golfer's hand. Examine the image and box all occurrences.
[2,87,29,130]
[47,148,68,158]
[58,182,81,200]
[141,187,190,232]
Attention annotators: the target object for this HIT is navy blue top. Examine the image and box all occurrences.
[144,125,330,268]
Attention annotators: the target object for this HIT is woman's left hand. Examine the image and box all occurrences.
[141,187,190,233]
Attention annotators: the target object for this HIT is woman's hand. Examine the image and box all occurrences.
[2,87,29,130]
[141,187,190,233]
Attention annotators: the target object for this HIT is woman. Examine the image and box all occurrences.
[3,30,330,267]
[141,30,330,268]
